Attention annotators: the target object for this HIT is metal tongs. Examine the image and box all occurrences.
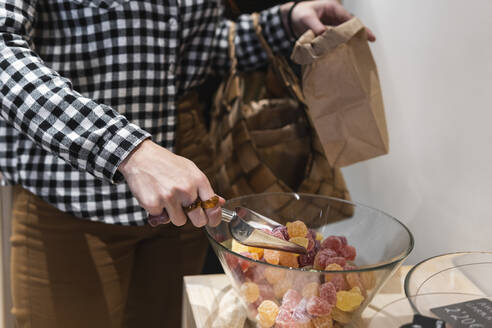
[222,206,307,254]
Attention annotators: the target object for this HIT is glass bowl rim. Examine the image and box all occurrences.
[204,192,414,274]
[404,250,492,313]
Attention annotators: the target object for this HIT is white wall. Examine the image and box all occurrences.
[342,0,492,264]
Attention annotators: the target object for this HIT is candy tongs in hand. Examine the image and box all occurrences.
[195,196,307,254]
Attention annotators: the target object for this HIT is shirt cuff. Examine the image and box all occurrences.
[94,122,151,184]
[259,5,295,57]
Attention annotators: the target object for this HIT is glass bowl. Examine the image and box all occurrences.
[404,251,492,317]
[205,193,414,327]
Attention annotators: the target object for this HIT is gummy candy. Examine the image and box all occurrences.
[338,236,348,246]
[360,271,376,290]
[231,239,249,253]
[272,225,289,240]
[345,273,366,297]
[286,220,308,238]
[289,237,309,249]
[321,236,342,252]
[264,267,285,285]
[339,245,356,261]
[299,249,316,267]
[335,288,364,312]
[241,282,260,303]
[275,308,294,327]
[258,283,275,300]
[315,232,324,241]
[292,299,312,326]
[331,308,351,324]
[319,282,337,307]
[263,249,280,265]
[238,252,259,272]
[306,296,333,316]
[257,300,279,328]
[248,246,264,259]
[302,282,320,298]
[312,315,333,328]
[279,251,299,268]
[313,248,337,269]
[281,289,302,311]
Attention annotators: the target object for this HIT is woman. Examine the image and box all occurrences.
[0,0,374,326]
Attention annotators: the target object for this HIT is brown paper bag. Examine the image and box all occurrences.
[291,17,389,167]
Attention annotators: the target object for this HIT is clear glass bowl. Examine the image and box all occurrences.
[205,193,414,327]
[404,251,492,317]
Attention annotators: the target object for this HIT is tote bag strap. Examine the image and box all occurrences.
[251,13,305,104]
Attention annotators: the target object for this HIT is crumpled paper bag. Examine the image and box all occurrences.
[291,17,389,167]
[209,287,247,328]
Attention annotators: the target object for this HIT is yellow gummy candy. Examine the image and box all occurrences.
[286,220,308,238]
[335,289,365,312]
[231,239,249,253]
[257,300,279,328]
[331,308,351,324]
[316,232,324,241]
[241,282,260,303]
[289,236,309,249]
[248,245,264,259]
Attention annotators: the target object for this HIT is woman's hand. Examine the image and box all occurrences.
[280,0,376,40]
[118,139,225,227]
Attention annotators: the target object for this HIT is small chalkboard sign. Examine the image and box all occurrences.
[431,298,492,328]
[399,314,446,328]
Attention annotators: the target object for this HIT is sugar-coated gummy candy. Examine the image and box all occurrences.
[321,236,342,252]
[299,248,316,267]
[286,220,308,238]
[306,235,315,252]
[360,271,376,290]
[302,282,320,298]
[248,246,264,259]
[325,257,347,268]
[289,236,309,249]
[275,308,294,327]
[257,300,279,328]
[312,315,333,328]
[241,282,260,303]
[343,264,356,271]
[339,245,356,261]
[316,232,324,241]
[335,288,364,312]
[279,251,299,268]
[272,225,289,240]
[313,248,337,269]
[331,308,351,324]
[319,282,337,306]
[292,299,312,325]
[345,273,366,297]
[264,267,285,285]
[282,289,302,311]
[306,296,333,316]
[231,239,249,253]
[238,252,259,272]
[263,249,280,265]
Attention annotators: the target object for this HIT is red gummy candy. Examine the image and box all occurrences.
[344,263,357,271]
[329,274,348,292]
[314,248,338,269]
[319,282,337,307]
[292,299,311,323]
[306,234,315,252]
[306,296,333,316]
[272,226,289,240]
[340,245,356,261]
[299,249,316,267]
[275,308,295,327]
[338,236,348,246]
[324,257,347,268]
[259,283,275,300]
[321,236,343,252]
[282,289,302,311]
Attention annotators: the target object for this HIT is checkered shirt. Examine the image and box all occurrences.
[0,0,293,225]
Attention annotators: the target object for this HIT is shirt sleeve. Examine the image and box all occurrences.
[212,5,294,75]
[0,0,151,183]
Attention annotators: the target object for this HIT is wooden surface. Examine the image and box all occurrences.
[182,266,412,328]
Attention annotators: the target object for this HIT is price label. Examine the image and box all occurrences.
[431,298,492,328]
[399,314,446,328]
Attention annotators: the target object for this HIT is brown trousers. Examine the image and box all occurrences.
[10,92,214,328]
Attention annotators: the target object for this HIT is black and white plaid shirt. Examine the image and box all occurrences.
[0,0,292,225]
